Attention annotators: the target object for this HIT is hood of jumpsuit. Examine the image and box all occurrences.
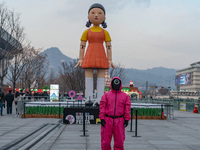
[110,77,122,92]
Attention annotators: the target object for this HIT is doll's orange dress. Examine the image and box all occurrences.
[81,29,109,69]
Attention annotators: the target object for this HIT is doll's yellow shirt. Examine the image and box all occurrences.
[81,26,111,42]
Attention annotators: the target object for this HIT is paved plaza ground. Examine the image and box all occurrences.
[0,106,200,150]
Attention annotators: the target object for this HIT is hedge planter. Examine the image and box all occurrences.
[21,106,64,118]
[131,108,167,120]
[132,116,167,120]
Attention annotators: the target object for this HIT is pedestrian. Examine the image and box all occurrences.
[75,3,116,103]
[25,91,31,101]
[33,92,38,101]
[63,92,69,98]
[14,91,20,114]
[19,90,25,101]
[0,87,5,116]
[43,91,49,100]
[99,77,131,150]
[5,90,14,114]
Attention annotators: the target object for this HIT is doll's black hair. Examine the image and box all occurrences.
[101,21,107,28]
[86,20,92,28]
[86,3,107,28]
[88,3,105,14]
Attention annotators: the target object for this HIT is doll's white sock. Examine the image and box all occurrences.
[85,78,93,100]
[97,78,105,101]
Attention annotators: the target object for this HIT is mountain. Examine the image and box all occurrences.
[124,67,176,90]
[41,47,177,89]
[40,47,73,70]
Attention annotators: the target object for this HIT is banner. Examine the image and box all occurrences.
[180,102,186,111]
[50,84,59,102]
[63,107,100,124]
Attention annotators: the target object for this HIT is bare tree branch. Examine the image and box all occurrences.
[0,3,23,88]
[58,59,85,94]
[109,63,126,83]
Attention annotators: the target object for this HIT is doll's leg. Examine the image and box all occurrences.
[85,69,94,100]
[97,69,105,101]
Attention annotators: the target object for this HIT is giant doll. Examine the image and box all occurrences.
[75,3,115,102]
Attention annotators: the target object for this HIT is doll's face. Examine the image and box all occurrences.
[88,8,105,26]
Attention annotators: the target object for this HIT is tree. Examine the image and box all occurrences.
[109,63,126,83]
[0,2,23,88]
[19,46,47,92]
[6,50,25,91]
[58,59,85,94]
[47,69,57,85]
[58,61,126,94]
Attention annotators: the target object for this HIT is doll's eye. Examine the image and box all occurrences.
[99,12,102,14]
[91,12,94,14]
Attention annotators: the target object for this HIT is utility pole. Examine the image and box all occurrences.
[145,81,148,98]
[146,81,148,92]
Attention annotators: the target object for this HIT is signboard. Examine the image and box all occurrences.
[63,107,100,124]
[50,84,59,102]
[180,102,186,111]
[175,73,192,85]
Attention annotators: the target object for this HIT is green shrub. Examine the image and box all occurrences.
[131,108,161,116]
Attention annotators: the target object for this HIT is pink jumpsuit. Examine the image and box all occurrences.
[99,77,131,150]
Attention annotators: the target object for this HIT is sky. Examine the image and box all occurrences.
[3,0,200,70]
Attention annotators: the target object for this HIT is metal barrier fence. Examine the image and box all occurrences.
[19,96,81,102]
[20,96,49,102]
[21,101,174,119]
[131,103,174,119]
[21,101,99,118]
[131,98,199,114]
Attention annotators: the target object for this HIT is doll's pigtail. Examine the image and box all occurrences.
[101,21,107,28]
[86,20,92,28]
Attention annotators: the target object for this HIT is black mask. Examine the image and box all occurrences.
[111,78,121,91]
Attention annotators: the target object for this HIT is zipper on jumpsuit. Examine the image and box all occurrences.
[113,91,117,126]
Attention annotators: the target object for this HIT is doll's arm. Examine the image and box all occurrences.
[75,41,86,68]
[106,41,116,69]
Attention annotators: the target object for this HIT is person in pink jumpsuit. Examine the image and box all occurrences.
[99,77,131,150]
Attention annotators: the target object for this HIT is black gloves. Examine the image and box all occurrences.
[101,119,106,127]
[124,120,128,127]
[3,103,5,108]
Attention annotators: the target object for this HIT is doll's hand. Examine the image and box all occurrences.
[75,60,83,68]
[109,60,116,69]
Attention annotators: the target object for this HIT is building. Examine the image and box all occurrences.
[123,81,141,98]
[0,27,22,85]
[0,27,22,55]
[176,62,200,92]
